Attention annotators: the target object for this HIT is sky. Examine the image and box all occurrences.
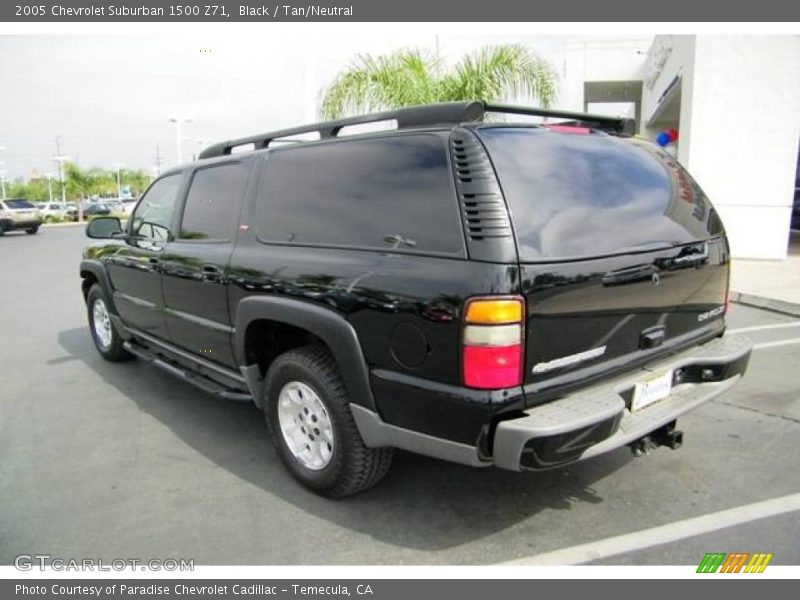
[0,32,569,180]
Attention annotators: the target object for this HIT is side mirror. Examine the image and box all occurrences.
[86,216,123,239]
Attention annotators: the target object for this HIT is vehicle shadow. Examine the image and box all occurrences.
[57,326,633,559]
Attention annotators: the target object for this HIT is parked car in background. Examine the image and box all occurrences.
[65,201,112,222]
[119,198,138,217]
[103,199,123,213]
[0,199,43,235]
[37,202,69,222]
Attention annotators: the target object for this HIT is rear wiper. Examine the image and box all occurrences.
[614,241,679,253]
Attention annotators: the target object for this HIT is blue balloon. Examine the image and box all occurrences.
[656,132,671,147]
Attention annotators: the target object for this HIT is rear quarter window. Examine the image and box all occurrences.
[479,127,721,261]
[256,134,464,256]
[5,200,36,209]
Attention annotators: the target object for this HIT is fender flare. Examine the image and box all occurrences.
[233,296,376,411]
[79,259,119,314]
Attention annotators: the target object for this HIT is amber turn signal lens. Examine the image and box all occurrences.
[465,298,523,324]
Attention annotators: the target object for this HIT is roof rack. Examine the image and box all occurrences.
[198,101,635,159]
[483,103,636,136]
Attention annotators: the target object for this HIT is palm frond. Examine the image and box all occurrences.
[439,44,557,107]
[321,44,558,119]
[321,50,440,119]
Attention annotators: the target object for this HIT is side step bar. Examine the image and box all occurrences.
[123,341,253,403]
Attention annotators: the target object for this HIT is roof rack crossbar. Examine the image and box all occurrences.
[198,101,484,159]
[198,101,636,159]
[483,103,636,135]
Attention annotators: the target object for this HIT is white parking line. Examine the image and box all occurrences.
[728,322,800,334]
[753,338,800,350]
[500,492,800,565]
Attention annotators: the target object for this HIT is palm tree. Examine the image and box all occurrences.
[321,44,557,120]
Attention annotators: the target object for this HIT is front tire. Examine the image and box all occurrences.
[26,226,39,234]
[264,346,393,498]
[86,284,133,362]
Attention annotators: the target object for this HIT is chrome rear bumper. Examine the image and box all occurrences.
[493,335,752,471]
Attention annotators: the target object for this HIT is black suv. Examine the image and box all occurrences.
[81,102,752,497]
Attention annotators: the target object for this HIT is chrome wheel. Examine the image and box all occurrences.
[277,381,334,470]
[92,298,113,350]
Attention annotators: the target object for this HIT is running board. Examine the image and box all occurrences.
[123,341,253,403]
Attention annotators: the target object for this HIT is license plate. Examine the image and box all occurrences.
[631,370,673,412]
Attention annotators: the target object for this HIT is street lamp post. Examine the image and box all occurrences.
[52,155,69,204]
[0,147,6,200]
[45,173,53,202]
[168,117,193,165]
[113,162,125,198]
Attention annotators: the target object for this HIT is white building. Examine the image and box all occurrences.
[561,35,800,260]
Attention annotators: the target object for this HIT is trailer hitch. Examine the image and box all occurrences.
[629,421,683,457]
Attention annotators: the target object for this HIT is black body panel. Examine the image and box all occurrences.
[80,106,742,456]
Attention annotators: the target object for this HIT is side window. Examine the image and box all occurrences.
[256,134,463,255]
[131,175,182,242]
[179,162,248,240]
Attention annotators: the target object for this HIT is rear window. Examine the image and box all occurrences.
[256,134,463,255]
[479,127,721,261]
[5,200,36,209]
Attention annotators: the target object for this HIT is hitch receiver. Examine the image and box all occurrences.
[629,421,684,457]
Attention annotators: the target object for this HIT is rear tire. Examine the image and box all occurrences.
[264,346,393,497]
[87,284,133,362]
[26,226,39,235]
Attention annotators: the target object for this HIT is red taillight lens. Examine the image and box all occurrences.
[462,297,524,390]
[463,345,522,389]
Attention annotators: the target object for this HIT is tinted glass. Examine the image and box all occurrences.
[131,174,181,241]
[180,162,248,240]
[257,135,462,254]
[5,200,36,209]
[479,127,721,261]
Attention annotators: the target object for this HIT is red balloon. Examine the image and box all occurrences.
[666,128,679,142]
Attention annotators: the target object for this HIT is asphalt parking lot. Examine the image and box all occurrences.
[1,225,799,566]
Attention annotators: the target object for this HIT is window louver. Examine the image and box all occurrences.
[450,131,512,241]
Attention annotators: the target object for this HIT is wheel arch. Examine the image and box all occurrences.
[234,296,377,412]
[79,260,118,314]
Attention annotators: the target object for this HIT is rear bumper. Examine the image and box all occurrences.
[3,218,42,230]
[493,334,752,471]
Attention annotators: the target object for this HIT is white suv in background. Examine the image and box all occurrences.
[0,199,43,235]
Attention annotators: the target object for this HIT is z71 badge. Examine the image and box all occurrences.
[698,305,725,322]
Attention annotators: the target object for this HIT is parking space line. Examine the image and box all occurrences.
[500,492,800,565]
[728,322,800,334]
[752,338,800,350]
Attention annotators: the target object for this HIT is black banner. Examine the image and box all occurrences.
[3,0,800,22]
[5,580,799,600]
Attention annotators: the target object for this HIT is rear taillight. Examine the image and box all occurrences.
[462,297,524,389]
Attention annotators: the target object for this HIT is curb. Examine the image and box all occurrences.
[731,291,800,318]
[41,221,84,228]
